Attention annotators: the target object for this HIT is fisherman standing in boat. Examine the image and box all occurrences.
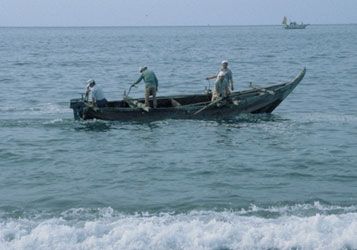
[206,60,234,91]
[86,79,108,107]
[212,71,229,101]
[131,66,158,108]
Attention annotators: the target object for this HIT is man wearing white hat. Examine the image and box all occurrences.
[131,66,159,108]
[86,79,108,107]
[206,60,234,91]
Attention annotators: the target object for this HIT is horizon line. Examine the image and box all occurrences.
[0,23,356,28]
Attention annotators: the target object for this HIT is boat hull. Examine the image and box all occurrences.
[70,68,306,121]
[284,24,309,29]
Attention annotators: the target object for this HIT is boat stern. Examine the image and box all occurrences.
[70,98,86,120]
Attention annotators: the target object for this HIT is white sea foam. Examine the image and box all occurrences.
[1,206,357,250]
[239,201,357,215]
[42,118,65,124]
[0,103,70,115]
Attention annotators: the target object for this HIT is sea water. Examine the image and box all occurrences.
[1,25,357,250]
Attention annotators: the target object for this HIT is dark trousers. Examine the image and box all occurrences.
[96,99,108,107]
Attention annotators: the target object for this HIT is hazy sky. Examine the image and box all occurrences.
[1,0,356,26]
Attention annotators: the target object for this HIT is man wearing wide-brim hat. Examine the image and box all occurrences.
[131,66,159,108]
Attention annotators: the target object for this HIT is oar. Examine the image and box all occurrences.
[194,96,225,115]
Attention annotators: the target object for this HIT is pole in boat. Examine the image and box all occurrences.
[194,96,225,115]
[127,84,136,96]
[204,79,213,94]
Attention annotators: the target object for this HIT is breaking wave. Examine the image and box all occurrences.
[1,203,357,250]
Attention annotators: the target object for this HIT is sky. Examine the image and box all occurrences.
[0,0,356,26]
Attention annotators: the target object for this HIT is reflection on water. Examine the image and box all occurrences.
[74,120,113,132]
[72,113,284,132]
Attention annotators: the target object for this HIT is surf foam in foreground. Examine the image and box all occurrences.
[1,204,357,250]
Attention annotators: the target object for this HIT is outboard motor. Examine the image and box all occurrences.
[70,98,86,120]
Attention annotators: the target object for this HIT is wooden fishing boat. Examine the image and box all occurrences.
[70,68,306,121]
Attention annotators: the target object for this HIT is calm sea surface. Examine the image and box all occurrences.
[1,25,357,249]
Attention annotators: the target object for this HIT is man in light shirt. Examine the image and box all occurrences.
[212,71,229,101]
[206,60,234,91]
[86,79,108,107]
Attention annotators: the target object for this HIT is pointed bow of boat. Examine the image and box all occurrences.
[279,67,306,101]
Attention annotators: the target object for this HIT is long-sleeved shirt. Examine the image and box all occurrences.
[134,70,158,88]
[90,85,106,101]
[216,68,233,83]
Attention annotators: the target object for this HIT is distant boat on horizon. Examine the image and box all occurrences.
[282,16,309,29]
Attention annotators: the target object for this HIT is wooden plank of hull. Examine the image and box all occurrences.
[85,92,276,120]
[249,82,275,95]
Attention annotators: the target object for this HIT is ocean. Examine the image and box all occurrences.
[1,25,357,249]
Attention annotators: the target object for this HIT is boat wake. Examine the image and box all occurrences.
[0,103,70,116]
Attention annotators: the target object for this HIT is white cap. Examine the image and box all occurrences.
[139,66,147,72]
[218,71,226,77]
[221,60,228,64]
[87,79,95,85]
